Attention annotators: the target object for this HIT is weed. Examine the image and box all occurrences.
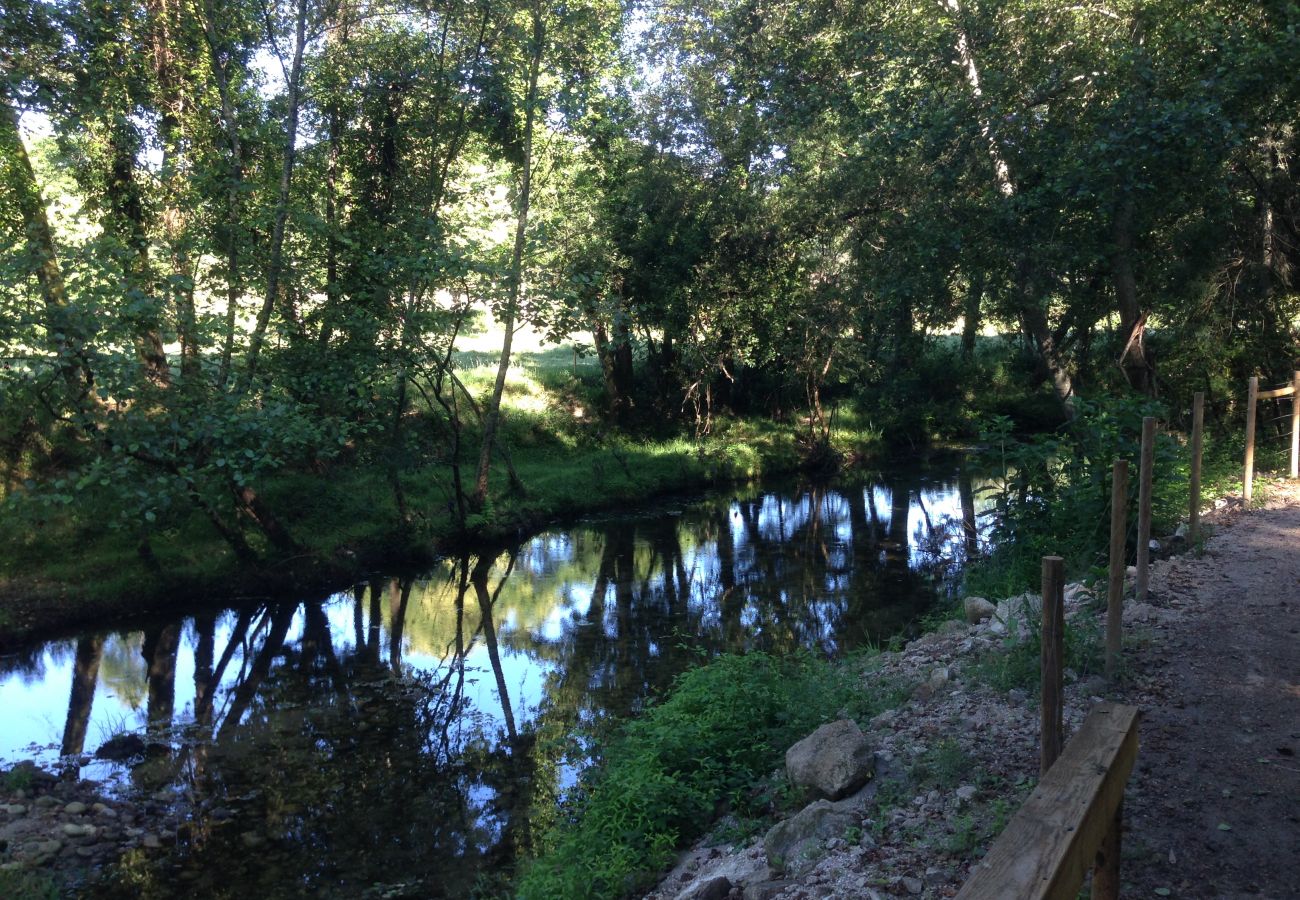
[911,739,976,792]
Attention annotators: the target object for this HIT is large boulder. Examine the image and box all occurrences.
[763,800,858,875]
[964,596,996,624]
[785,719,875,801]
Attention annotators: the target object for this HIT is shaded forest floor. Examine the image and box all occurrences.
[1115,481,1300,899]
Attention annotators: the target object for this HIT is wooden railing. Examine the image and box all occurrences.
[956,703,1140,900]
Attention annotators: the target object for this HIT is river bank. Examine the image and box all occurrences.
[641,480,1297,900]
[0,417,880,650]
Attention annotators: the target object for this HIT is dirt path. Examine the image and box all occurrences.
[1118,483,1300,899]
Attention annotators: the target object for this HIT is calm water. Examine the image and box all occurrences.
[0,460,988,896]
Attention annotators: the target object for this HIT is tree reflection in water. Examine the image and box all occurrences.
[28,465,992,898]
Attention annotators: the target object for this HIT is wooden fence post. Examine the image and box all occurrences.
[1190,392,1204,543]
[1135,417,1155,603]
[1040,555,1065,775]
[1092,801,1124,900]
[1291,371,1299,479]
[1244,375,1258,503]
[1106,459,1128,681]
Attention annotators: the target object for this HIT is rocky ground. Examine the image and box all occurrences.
[0,757,192,894]
[646,483,1300,900]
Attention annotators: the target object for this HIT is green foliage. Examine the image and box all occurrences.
[972,613,1106,694]
[0,870,59,900]
[516,651,900,899]
[965,396,1188,596]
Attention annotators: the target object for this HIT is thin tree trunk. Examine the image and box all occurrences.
[239,0,309,394]
[472,6,544,509]
[941,0,1074,416]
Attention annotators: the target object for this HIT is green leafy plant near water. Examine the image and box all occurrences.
[964,395,1244,599]
[516,651,907,900]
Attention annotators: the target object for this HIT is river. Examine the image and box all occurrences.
[0,458,988,896]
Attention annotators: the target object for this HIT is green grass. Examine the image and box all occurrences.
[515,650,905,900]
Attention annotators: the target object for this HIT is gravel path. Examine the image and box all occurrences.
[1117,483,1300,899]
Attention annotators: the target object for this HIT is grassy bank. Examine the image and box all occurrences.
[0,409,882,647]
[516,650,910,899]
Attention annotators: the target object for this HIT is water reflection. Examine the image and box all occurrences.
[0,463,991,896]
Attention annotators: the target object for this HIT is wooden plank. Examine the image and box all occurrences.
[1091,800,1124,900]
[1040,556,1065,775]
[1256,386,1295,400]
[1106,459,1128,680]
[957,703,1140,900]
[1190,392,1204,542]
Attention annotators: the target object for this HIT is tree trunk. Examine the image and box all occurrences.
[472,7,544,509]
[0,99,93,399]
[1112,198,1153,394]
[240,0,309,395]
[106,117,171,388]
[60,635,105,758]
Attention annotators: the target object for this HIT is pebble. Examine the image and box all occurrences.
[142,833,162,849]
[35,795,60,809]
[3,803,26,815]
[955,785,977,802]
[64,801,88,815]
[62,823,96,838]
[901,876,923,894]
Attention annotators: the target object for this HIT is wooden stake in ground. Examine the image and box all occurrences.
[1040,555,1065,775]
[1135,417,1155,603]
[1106,459,1128,680]
[1190,392,1204,543]
[1244,375,1258,503]
[1291,371,1299,479]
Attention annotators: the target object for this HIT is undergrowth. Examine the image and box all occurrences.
[515,650,906,900]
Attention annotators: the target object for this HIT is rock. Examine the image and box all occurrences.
[94,804,118,819]
[743,881,794,900]
[764,800,858,875]
[34,795,60,809]
[34,839,62,856]
[141,833,162,849]
[955,785,977,802]
[937,619,966,636]
[95,733,147,761]
[675,876,731,900]
[964,597,996,624]
[901,876,923,895]
[62,823,95,838]
[240,831,266,849]
[995,592,1041,624]
[785,720,875,801]
[1082,675,1109,697]
[3,803,26,816]
[64,801,88,815]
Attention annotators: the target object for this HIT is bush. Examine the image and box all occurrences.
[516,651,902,899]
